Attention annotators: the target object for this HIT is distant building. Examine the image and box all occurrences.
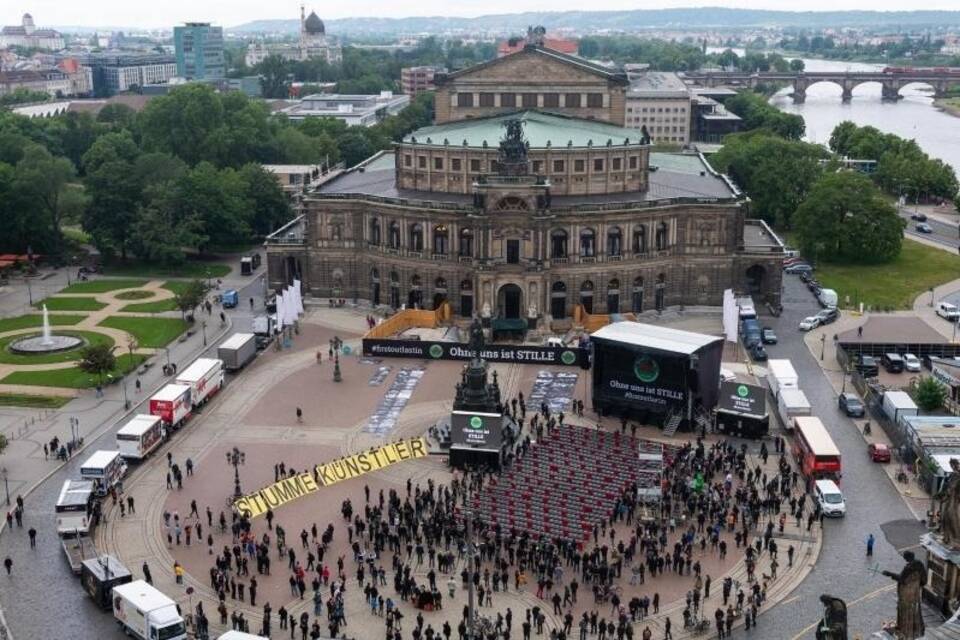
[76,52,178,94]
[174,22,224,81]
[244,7,341,68]
[497,27,577,58]
[690,88,742,144]
[280,92,411,127]
[56,58,94,96]
[401,66,445,96]
[0,14,64,51]
[625,72,692,146]
[0,67,71,97]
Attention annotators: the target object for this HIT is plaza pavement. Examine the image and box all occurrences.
[94,307,822,640]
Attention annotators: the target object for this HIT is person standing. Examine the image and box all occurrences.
[3,557,11,575]
[866,533,875,557]
[143,562,153,585]
[27,528,36,549]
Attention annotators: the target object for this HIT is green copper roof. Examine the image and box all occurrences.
[403,111,648,149]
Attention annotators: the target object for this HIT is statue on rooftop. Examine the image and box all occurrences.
[881,550,927,640]
[498,118,529,177]
[937,457,960,546]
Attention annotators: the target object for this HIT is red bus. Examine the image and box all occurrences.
[792,416,841,481]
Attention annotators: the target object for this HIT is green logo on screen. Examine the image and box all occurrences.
[737,385,749,398]
[469,416,483,429]
[560,350,576,365]
[633,355,660,383]
[429,344,444,358]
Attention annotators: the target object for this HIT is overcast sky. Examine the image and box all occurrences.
[3,0,956,30]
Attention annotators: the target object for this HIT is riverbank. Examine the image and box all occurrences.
[935,97,960,119]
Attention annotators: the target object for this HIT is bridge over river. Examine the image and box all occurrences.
[684,69,960,102]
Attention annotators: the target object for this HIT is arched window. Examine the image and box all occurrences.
[607,278,620,314]
[389,270,400,308]
[459,228,474,257]
[370,268,381,306]
[580,228,596,257]
[632,276,644,313]
[433,224,449,255]
[655,272,666,311]
[580,280,594,314]
[409,274,423,309]
[389,221,401,249]
[551,281,567,319]
[607,227,622,257]
[369,218,381,245]
[410,223,424,252]
[435,277,447,291]
[460,279,473,318]
[633,225,647,254]
[655,222,669,251]
[550,229,568,259]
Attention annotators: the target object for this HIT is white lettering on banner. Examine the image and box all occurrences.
[609,379,683,401]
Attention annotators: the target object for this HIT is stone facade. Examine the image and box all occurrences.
[434,46,628,125]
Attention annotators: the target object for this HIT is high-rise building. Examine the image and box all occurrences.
[173,22,224,81]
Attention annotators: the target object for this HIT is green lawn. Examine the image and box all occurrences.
[114,290,155,300]
[98,316,187,347]
[162,280,192,295]
[36,297,106,312]
[1,353,147,389]
[0,314,85,333]
[60,279,149,294]
[119,299,178,313]
[0,393,72,408]
[0,331,114,365]
[102,261,231,279]
[815,239,960,310]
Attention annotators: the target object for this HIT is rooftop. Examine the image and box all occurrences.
[627,72,691,99]
[591,321,723,355]
[315,150,739,206]
[403,110,648,149]
[837,316,948,345]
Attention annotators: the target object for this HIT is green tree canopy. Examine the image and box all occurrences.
[77,343,117,384]
[725,92,805,140]
[794,171,904,264]
[915,376,947,412]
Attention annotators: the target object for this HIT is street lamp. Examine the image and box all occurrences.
[1,468,8,506]
[201,320,207,347]
[820,333,826,361]
[225,447,245,500]
[25,277,32,305]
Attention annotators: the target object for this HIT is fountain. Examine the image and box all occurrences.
[9,305,84,354]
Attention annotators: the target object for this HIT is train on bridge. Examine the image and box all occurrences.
[884,66,960,75]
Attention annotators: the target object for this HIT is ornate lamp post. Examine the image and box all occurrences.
[0,468,8,506]
[333,354,342,382]
[225,447,245,500]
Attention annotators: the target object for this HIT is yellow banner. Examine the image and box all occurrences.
[234,437,428,518]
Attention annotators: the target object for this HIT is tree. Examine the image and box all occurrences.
[81,131,142,259]
[828,121,859,156]
[789,58,805,72]
[129,194,203,266]
[77,343,117,385]
[258,55,291,99]
[173,279,209,320]
[337,130,376,168]
[139,84,226,165]
[710,131,826,228]
[725,91,805,140]
[915,376,947,412]
[13,145,80,257]
[238,163,292,236]
[175,162,252,250]
[96,103,137,130]
[794,171,904,264]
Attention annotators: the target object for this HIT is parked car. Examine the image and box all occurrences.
[783,256,804,267]
[838,392,865,417]
[916,222,934,233]
[799,272,813,284]
[750,344,768,361]
[785,263,813,275]
[761,327,778,344]
[910,212,928,222]
[881,352,905,373]
[936,301,960,321]
[903,353,921,372]
[854,355,879,378]
[868,443,892,463]
[816,308,839,325]
[799,316,821,331]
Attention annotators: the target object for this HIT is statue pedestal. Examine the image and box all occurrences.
[921,533,960,617]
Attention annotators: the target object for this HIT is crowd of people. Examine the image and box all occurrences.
[156,396,815,640]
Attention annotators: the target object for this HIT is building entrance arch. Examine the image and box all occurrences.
[745,264,766,295]
[497,283,523,320]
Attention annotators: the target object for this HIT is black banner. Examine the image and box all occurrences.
[362,339,589,367]
[718,381,766,417]
[451,411,503,451]
[594,346,688,411]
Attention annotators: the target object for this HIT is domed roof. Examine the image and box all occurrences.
[303,11,325,34]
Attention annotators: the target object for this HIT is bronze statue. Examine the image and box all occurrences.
[468,317,485,354]
[498,118,529,176]
[937,457,960,545]
[815,595,847,640]
[882,550,927,639]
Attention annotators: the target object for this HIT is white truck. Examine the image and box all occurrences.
[736,296,756,320]
[55,479,95,537]
[176,357,224,407]
[882,390,919,426]
[777,388,811,431]
[218,332,257,371]
[112,580,187,640]
[116,414,164,460]
[80,450,127,496]
[766,359,799,399]
[217,632,269,640]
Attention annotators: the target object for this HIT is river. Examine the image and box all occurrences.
[705,48,960,171]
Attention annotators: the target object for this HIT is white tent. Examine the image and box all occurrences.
[278,289,291,326]
[293,279,305,315]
